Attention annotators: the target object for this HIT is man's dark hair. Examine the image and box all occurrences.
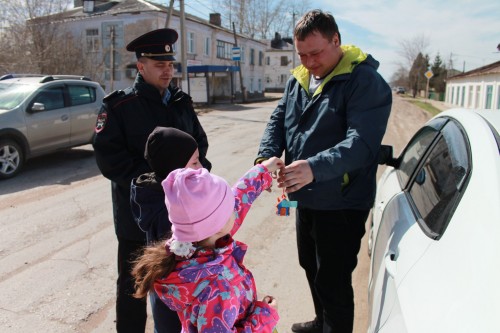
[294,9,341,44]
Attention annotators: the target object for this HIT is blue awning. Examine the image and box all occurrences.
[187,65,240,73]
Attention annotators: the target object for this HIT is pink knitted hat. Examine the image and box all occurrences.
[161,168,235,242]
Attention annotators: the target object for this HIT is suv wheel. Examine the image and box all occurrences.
[0,139,24,179]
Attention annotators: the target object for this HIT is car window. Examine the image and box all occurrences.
[397,117,447,188]
[408,119,471,239]
[68,85,97,106]
[33,87,65,110]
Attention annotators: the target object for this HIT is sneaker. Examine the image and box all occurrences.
[291,318,323,333]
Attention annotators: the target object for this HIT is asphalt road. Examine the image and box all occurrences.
[0,94,434,333]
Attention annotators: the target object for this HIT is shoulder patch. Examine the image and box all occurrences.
[95,111,107,133]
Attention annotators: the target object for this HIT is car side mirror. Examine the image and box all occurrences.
[378,145,398,167]
[29,102,45,113]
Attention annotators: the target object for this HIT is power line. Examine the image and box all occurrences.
[184,0,215,19]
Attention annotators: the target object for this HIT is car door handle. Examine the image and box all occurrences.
[385,251,397,278]
[61,114,69,121]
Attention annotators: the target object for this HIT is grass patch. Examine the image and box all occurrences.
[407,99,442,116]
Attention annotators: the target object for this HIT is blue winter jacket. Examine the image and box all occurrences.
[257,45,392,210]
[130,173,170,244]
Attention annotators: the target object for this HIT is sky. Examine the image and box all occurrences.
[176,0,500,82]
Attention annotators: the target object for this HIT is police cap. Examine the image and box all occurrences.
[126,28,178,61]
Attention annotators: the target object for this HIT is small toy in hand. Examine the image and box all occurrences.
[276,189,297,216]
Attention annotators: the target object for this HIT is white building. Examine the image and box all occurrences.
[264,33,295,92]
[445,60,500,110]
[49,0,267,103]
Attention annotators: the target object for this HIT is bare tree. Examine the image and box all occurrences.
[396,34,429,93]
[214,0,310,39]
[390,65,409,89]
[398,34,429,68]
[1,0,75,74]
[271,1,312,38]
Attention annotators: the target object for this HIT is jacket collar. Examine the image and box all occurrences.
[292,45,369,96]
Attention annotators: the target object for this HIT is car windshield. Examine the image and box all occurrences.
[0,82,36,110]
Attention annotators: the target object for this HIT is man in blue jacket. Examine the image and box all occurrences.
[255,10,392,333]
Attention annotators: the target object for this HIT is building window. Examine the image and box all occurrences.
[204,37,210,56]
[497,86,500,109]
[280,74,288,84]
[468,86,474,108]
[258,51,264,66]
[280,56,288,66]
[250,49,255,65]
[125,65,137,79]
[86,28,99,52]
[475,86,481,108]
[216,40,233,59]
[240,46,245,63]
[460,86,465,106]
[187,32,195,54]
[485,85,493,109]
[266,56,270,65]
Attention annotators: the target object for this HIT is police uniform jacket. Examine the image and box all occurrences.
[93,73,211,241]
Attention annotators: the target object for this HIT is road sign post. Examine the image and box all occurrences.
[232,47,241,61]
[424,70,434,100]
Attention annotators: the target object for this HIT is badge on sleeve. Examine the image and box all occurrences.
[95,111,107,133]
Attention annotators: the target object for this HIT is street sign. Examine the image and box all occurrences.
[232,47,241,61]
[425,70,434,79]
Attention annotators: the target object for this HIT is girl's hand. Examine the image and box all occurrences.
[262,157,284,173]
[262,295,278,310]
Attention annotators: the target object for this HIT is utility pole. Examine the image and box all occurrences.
[164,0,174,27]
[292,12,296,68]
[179,0,186,82]
[233,22,246,103]
[110,25,115,91]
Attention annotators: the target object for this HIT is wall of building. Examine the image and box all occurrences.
[445,73,500,110]
[264,49,294,92]
[64,6,267,101]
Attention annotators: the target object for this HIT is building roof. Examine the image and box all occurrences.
[448,60,500,80]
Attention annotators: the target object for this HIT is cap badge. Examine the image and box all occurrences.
[165,45,171,52]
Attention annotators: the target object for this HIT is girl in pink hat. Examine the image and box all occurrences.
[132,157,284,332]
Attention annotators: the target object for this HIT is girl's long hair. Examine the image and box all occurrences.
[131,239,177,299]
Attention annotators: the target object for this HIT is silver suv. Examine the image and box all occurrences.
[0,74,105,179]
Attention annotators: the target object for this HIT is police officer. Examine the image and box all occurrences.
[93,28,211,333]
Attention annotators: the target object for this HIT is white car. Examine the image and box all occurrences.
[367,108,500,333]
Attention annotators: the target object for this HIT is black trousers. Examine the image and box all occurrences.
[117,238,147,333]
[296,208,369,333]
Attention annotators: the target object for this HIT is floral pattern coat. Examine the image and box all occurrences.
[154,164,279,332]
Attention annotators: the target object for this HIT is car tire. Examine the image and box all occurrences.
[0,139,24,179]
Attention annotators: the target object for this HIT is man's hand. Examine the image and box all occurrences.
[277,160,314,193]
